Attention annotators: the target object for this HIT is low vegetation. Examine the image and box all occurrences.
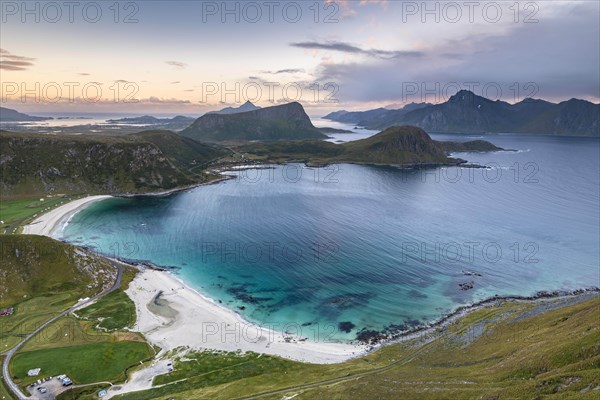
[111,295,598,399]
[76,267,138,331]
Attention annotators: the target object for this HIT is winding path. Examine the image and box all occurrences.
[1,260,123,400]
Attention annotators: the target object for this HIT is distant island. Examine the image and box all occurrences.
[181,102,328,142]
[107,115,195,124]
[0,107,52,122]
[324,90,600,137]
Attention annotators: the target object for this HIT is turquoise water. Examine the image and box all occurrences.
[62,134,600,341]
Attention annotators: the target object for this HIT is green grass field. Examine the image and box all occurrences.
[11,341,152,385]
[0,294,75,352]
[0,196,74,234]
[111,296,599,400]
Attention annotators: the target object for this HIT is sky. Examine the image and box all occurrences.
[1,0,599,116]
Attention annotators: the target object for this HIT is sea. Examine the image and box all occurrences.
[59,122,600,341]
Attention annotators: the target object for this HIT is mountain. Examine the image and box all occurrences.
[0,107,51,122]
[520,98,600,136]
[356,102,433,128]
[209,100,261,115]
[323,108,389,124]
[239,125,502,166]
[0,130,229,196]
[325,91,600,136]
[181,102,327,142]
[323,103,431,125]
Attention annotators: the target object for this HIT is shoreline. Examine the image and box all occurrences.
[21,195,113,237]
[21,190,367,364]
[126,267,366,364]
[21,193,600,365]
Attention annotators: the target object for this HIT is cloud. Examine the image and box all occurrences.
[290,41,423,59]
[165,60,187,69]
[324,0,388,17]
[310,3,600,104]
[261,68,305,75]
[170,81,181,84]
[0,49,35,71]
[140,96,191,105]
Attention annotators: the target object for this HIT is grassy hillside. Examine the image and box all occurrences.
[111,294,599,400]
[0,130,229,197]
[0,235,153,393]
[0,235,118,352]
[181,102,327,142]
[341,125,456,164]
[128,130,229,172]
[239,126,502,166]
[0,235,116,307]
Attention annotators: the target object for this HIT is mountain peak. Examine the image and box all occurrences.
[210,101,261,115]
[448,89,479,102]
[181,102,326,142]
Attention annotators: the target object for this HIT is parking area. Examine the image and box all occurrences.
[26,376,72,400]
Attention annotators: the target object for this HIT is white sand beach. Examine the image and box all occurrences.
[24,196,365,364]
[22,195,112,237]
[127,268,366,364]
